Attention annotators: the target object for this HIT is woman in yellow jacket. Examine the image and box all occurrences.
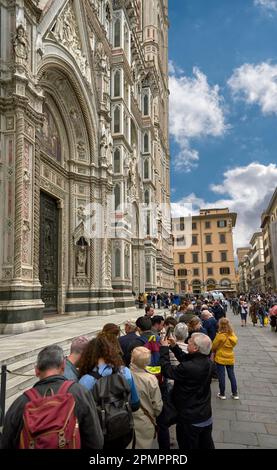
[212,318,239,400]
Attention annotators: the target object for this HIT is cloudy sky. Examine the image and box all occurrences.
[169,0,277,250]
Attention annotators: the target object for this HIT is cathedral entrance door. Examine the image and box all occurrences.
[39,191,59,314]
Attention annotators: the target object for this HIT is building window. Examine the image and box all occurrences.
[217,220,227,228]
[205,234,212,244]
[220,267,230,275]
[178,269,187,276]
[179,254,185,264]
[180,280,186,291]
[143,132,149,152]
[207,267,213,276]
[143,93,149,116]
[219,233,226,243]
[144,189,150,205]
[114,18,121,47]
[192,222,197,230]
[113,148,120,173]
[114,70,121,97]
[206,252,213,263]
[192,235,198,245]
[146,211,151,235]
[221,252,227,262]
[192,253,199,263]
[113,107,120,133]
[205,221,211,229]
[176,236,186,246]
[115,248,121,277]
[144,159,149,179]
[114,184,121,210]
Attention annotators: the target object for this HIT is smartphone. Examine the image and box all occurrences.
[165,326,174,339]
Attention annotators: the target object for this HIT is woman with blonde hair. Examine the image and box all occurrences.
[129,346,163,449]
[212,318,239,400]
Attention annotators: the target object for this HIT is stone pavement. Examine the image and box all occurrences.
[211,309,277,449]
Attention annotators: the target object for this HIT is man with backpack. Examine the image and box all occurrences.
[2,345,104,449]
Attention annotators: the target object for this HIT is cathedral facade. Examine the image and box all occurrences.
[0,0,173,334]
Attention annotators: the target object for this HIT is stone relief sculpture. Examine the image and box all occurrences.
[13,25,28,65]
[53,4,90,83]
[76,245,87,275]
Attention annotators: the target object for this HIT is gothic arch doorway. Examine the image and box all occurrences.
[39,191,59,314]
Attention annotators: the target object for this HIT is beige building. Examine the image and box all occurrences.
[0,0,173,333]
[261,187,277,291]
[237,247,250,293]
[172,208,237,296]
[248,232,265,293]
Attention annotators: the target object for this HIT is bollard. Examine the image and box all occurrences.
[0,365,7,428]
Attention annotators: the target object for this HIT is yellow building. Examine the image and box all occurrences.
[172,208,237,296]
[261,187,277,291]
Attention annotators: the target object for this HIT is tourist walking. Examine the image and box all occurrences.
[212,318,239,400]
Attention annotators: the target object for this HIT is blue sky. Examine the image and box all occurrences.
[168,0,277,248]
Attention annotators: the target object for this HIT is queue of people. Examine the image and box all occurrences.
[5,291,277,450]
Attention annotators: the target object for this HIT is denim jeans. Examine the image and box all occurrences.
[216,363,238,395]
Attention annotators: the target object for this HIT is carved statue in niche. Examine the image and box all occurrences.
[13,25,28,65]
[95,42,110,105]
[77,206,87,223]
[76,237,88,276]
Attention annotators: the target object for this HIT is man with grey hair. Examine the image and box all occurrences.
[64,335,89,381]
[160,332,214,449]
[2,345,103,449]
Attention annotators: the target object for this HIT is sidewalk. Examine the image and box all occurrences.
[211,309,277,449]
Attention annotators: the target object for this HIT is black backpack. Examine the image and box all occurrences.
[90,367,134,447]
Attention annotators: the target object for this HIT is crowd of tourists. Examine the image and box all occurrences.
[1,292,276,450]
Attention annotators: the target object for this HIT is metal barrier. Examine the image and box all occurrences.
[0,365,7,429]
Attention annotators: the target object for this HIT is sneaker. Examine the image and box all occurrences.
[231,394,239,400]
[217,393,226,400]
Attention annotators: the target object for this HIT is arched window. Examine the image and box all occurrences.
[144,189,150,205]
[143,93,149,116]
[144,133,149,153]
[114,70,121,97]
[114,184,121,210]
[113,148,120,173]
[146,211,151,235]
[114,19,121,48]
[220,279,231,287]
[115,248,121,277]
[144,159,149,179]
[146,261,151,283]
[113,107,120,133]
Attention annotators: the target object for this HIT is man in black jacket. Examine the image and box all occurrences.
[160,332,214,450]
[2,345,104,449]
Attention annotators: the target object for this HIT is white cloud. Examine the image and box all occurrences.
[254,0,277,13]
[169,67,227,172]
[228,62,277,115]
[172,163,277,249]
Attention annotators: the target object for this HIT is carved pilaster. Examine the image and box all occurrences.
[33,133,41,280]
[13,111,25,280]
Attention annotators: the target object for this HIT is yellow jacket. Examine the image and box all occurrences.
[212,332,238,365]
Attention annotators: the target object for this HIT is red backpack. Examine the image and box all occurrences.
[19,381,81,449]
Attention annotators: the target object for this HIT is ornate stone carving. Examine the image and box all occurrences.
[100,122,113,165]
[53,4,91,83]
[13,25,29,66]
